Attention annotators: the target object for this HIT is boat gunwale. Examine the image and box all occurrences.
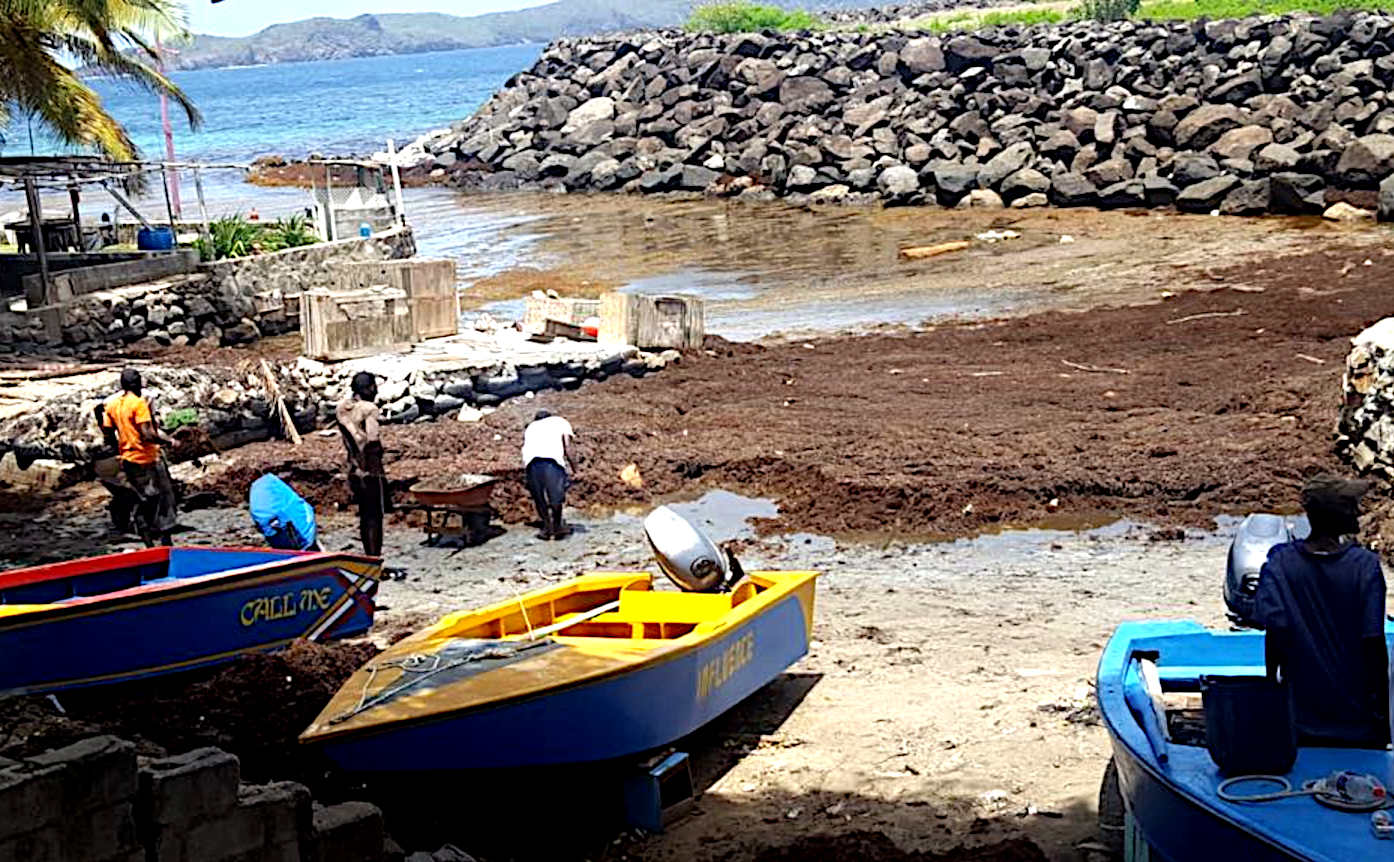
[300,569,819,745]
[1097,620,1330,861]
[0,548,382,630]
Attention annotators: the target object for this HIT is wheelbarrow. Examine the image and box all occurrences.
[404,473,499,546]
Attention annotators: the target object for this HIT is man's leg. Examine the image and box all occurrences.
[359,475,385,557]
[545,461,571,540]
[525,461,553,539]
[151,459,178,545]
[122,461,158,547]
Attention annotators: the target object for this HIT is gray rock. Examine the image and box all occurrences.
[958,188,1005,208]
[1254,143,1301,172]
[877,164,921,199]
[678,165,719,191]
[1010,192,1049,208]
[787,164,819,190]
[1173,104,1244,149]
[1380,174,1394,222]
[1170,153,1220,187]
[1099,180,1146,208]
[1001,168,1050,200]
[901,38,945,75]
[1209,125,1273,162]
[1269,172,1327,214]
[1336,134,1394,185]
[977,142,1034,189]
[1142,175,1180,207]
[1049,172,1099,207]
[780,77,835,113]
[562,97,615,133]
[1219,179,1271,215]
[1175,175,1240,212]
[1085,158,1132,187]
[932,162,978,202]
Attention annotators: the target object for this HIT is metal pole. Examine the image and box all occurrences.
[23,177,52,306]
[386,138,406,227]
[68,180,82,245]
[324,163,335,241]
[104,183,155,230]
[193,166,211,245]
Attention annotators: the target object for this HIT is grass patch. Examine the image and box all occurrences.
[915,7,1067,33]
[1138,0,1394,17]
[686,2,823,32]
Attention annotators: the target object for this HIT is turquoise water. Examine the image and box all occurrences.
[5,43,542,164]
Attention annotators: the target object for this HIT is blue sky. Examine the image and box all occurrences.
[188,0,553,37]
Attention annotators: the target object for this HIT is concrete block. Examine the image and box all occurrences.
[0,764,65,838]
[27,735,137,815]
[239,781,312,851]
[59,801,139,861]
[308,801,383,862]
[138,747,241,828]
[163,804,266,862]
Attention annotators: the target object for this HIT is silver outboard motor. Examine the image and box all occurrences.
[643,505,744,593]
[1225,512,1310,627]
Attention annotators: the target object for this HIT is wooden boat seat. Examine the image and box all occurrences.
[1156,665,1266,689]
[0,604,53,617]
[615,590,741,624]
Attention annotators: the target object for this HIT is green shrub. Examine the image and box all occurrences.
[259,213,318,252]
[162,408,199,432]
[194,214,261,260]
[686,2,822,33]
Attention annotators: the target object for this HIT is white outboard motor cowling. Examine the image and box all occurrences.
[643,505,739,592]
[1225,512,1309,627]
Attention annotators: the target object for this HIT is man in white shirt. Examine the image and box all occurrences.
[522,410,576,540]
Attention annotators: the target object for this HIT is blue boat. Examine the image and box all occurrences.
[1098,619,1394,861]
[0,546,381,696]
[301,570,818,771]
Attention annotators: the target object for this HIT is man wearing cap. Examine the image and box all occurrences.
[96,369,177,546]
[1254,473,1389,747]
[522,409,575,540]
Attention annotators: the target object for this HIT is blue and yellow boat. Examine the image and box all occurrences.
[300,569,818,771]
[0,546,381,696]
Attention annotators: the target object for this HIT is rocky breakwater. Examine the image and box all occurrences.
[1339,316,1394,474]
[434,13,1394,217]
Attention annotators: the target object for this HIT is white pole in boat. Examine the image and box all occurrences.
[524,600,621,641]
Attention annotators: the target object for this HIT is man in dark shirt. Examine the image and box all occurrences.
[1254,474,1389,747]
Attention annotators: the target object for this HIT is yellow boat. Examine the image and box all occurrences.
[301,568,818,770]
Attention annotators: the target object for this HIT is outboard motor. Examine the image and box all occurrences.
[643,505,744,593]
[1225,513,1309,627]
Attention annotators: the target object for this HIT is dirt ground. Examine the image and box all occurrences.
[6,201,1394,860]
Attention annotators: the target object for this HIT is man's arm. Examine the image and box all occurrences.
[1254,552,1289,683]
[1360,558,1389,736]
[136,420,174,449]
[94,405,119,452]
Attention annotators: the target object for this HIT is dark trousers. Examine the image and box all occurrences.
[349,473,388,557]
[122,457,176,546]
[525,458,569,533]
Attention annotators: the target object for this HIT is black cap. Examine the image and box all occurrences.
[1301,473,1372,517]
[533,409,552,421]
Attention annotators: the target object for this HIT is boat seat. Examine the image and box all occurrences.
[0,604,55,617]
[616,590,734,624]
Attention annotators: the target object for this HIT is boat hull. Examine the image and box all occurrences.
[1,548,379,696]
[315,586,812,771]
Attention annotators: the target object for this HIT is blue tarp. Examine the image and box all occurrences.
[249,474,317,551]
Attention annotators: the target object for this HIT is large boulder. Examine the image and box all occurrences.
[1209,126,1273,162]
[1173,104,1244,150]
[780,77,835,113]
[562,97,615,134]
[1001,168,1051,200]
[1175,175,1240,212]
[1050,172,1099,207]
[1336,134,1394,186]
[1381,174,1394,222]
[900,37,945,75]
[877,164,921,201]
[977,142,1034,189]
[1219,179,1271,215]
[1269,172,1327,214]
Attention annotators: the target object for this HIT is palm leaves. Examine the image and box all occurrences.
[0,0,202,160]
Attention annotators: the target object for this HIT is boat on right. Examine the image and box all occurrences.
[1099,617,1394,861]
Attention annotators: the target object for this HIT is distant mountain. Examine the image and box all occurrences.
[161,1,696,70]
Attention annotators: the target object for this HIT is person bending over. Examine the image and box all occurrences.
[1255,473,1389,747]
[522,410,576,540]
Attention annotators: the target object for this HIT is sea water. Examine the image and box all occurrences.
[6,43,543,167]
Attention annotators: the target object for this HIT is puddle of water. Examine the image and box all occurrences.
[603,489,779,544]
[619,269,761,302]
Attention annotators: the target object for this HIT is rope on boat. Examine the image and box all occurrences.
[1218,773,1394,812]
[328,639,553,725]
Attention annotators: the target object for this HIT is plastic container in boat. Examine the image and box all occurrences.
[1201,675,1297,776]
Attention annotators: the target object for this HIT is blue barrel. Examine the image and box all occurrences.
[358,222,372,237]
[137,227,175,250]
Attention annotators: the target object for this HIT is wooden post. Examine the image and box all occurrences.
[23,177,52,306]
[386,139,406,227]
[324,163,335,241]
[193,166,211,246]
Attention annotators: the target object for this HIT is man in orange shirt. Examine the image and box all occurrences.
[97,369,177,546]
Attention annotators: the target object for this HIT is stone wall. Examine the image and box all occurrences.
[434,13,1394,216]
[4,228,415,355]
[0,736,393,862]
[1338,316,1394,473]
